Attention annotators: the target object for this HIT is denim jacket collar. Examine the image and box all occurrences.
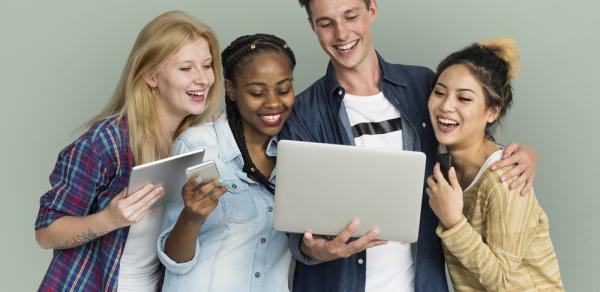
[213,113,278,164]
[323,51,408,98]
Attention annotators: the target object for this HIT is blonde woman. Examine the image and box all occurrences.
[426,38,564,291]
[34,11,222,291]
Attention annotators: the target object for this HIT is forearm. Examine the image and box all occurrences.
[35,210,115,249]
[164,211,203,263]
[438,217,517,290]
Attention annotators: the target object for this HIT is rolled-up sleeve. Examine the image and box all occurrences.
[157,201,201,275]
[35,137,104,230]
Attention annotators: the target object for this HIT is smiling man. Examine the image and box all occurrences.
[279,0,538,291]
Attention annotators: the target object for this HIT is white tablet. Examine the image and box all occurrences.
[273,140,426,242]
[128,149,205,208]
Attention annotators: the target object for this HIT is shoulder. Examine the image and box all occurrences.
[173,120,218,154]
[65,116,128,159]
[478,166,535,207]
[295,76,328,105]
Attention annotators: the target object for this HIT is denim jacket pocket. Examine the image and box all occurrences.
[219,179,257,224]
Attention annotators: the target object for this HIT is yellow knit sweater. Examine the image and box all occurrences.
[437,166,564,291]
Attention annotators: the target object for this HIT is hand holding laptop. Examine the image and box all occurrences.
[300,219,388,262]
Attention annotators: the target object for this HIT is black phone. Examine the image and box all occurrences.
[435,153,452,181]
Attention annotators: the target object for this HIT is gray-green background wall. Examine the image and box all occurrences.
[1,0,597,290]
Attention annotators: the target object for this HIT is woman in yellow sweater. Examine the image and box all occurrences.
[426,38,564,291]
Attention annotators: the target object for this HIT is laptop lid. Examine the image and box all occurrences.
[274,140,425,242]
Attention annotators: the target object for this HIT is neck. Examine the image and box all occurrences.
[447,139,498,189]
[241,123,274,177]
[158,108,184,140]
[333,48,381,96]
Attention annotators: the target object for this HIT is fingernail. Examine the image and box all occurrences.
[491,165,497,170]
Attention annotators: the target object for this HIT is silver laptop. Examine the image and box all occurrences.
[128,148,205,208]
[274,140,425,242]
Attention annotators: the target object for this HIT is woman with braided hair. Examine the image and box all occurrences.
[426,38,564,291]
[158,33,296,291]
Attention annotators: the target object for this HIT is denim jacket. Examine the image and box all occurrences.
[279,52,448,292]
[158,114,291,292]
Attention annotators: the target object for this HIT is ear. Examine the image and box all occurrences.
[368,0,378,22]
[143,72,158,88]
[224,79,236,101]
[486,106,500,124]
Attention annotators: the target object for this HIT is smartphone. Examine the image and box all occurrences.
[435,153,452,181]
[185,160,220,184]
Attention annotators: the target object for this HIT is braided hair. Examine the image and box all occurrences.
[433,37,520,140]
[221,33,296,194]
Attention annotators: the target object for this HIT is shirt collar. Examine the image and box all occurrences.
[323,50,408,97]
[214,112,279,162]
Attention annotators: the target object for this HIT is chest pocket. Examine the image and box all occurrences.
[219,179,258,224]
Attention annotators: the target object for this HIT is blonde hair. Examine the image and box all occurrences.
[479,37,521,80]
[90,11,222,164]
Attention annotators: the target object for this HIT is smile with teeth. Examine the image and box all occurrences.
[186,90,205,97]
[438,117,459,126]
[261,114,281,122]
[335,40,358,52]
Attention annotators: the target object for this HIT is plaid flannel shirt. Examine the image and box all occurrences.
[35,116,133,292]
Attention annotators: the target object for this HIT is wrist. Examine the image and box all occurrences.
[180,209,206,226]
[97,208,120,232]
[442,214,463,229]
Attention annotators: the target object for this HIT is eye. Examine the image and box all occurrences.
[433,90,444,96]
[458,96,473,102]
[318,21,332,28]
[202,64,212,70]
[347,14,358,20]
[250,92,263,97]
[179,67,192,72]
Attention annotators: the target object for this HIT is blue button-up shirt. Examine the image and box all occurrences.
[158,113,291,292]
[280,52,448,292]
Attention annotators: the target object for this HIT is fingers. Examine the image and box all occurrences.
[491,143,520,170]
[128,187,165,221]
[432,163,447,184]
[520,180,533,196]
[448,167,460,190]
[348,227,383,250]
[123,184,156,204]
[334,219,360,245]
[503,143,520,158]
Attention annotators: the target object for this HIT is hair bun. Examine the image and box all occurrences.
[479,37,521,79]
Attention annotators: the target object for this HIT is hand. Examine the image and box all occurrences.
[180,177,227,223]
[300,219,387,262]
[491,143,537,195]
[103,184,164,230]
[426,163,463,229]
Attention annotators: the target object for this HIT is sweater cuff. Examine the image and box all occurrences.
[436,216,474,249]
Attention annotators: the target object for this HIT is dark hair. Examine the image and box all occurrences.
[433,38,520,140]
[297,0,371,19]
[221,33,296,194]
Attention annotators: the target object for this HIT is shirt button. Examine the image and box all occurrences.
[255,272,261,278]
[422,122,427,128]
[268,206,273,212]
[358,258,364,265]
[338,89,343,96]
[231,183,237,189]
[261,237,267,244]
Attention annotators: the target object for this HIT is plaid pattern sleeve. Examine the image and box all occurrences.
[35,135,104,229]
[35,116,133,292]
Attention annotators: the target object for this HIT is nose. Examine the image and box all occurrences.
[194,67,212,86]
[440,95,456,112]
[334,21,349,41]
[264,91,282,109]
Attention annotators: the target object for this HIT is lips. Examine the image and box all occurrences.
[334,40,359,55]
[186,90,205,102]
[260,113,283,127]
[436,116,459,133]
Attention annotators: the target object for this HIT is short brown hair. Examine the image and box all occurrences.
[297,0,371,19]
